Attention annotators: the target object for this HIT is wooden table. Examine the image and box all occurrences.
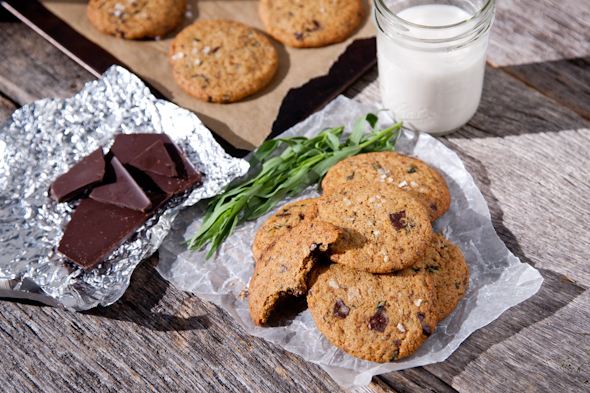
[1,1,589,392]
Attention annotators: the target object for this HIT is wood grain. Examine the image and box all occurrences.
[3,0,590,390]
[0,22,94,106]
[487,0,590,67]
[0,94,17,125]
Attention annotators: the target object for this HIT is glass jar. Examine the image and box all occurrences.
[374,0,495,135]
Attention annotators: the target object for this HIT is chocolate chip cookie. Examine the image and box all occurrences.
[321,151,451,222]
[307,262,438,362]
[170,19,279,103]
[410,233,469,322]
[314,181,432,273]
[87,0,186,39]
[258,0,365,48]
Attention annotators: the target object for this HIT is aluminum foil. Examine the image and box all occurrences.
[0,66,249,311]
[157,96,544,390]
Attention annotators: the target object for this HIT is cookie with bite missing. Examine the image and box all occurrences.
[314,181,432,273]
[87,0,186,39]
[170,19,279,103]
[258,0,365,48]
[248,221,342,326]
[252,198,318,262]
[321,151,450,222]
[307,262,438,362]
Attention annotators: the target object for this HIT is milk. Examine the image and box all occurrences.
[376,3,492,135]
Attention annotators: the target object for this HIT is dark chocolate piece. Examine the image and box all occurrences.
[57,198,148,270]
[50,148,105,202]
[129,139,178,177]
[89,155,152,212]
[110,133,202,194]
[58,193,170,270]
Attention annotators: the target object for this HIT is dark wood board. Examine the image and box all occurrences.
[1,0,377,158]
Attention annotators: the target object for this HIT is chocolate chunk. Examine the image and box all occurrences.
[110,133,202,194]
[417,312,425,322]
[50,148,105,202]
[89,155,152,212]
[389,211,407,231]
[369,307,388,332]
[333,299,350,319]
[57,194,169,271]
[422,325,432,336]
[129,139,178,178]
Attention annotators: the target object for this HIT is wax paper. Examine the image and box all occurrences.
[156,95,543,389]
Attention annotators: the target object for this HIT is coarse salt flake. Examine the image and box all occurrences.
[397,323,406,333]
[194,58,202,65]
[387,177,394,183]
[398,180,408,188]
[411,181,420,188]
[202,46,211,54]
[414,298,423,307]
[114,3,126,10]
[328,279,339,289]
[171,52,184,60]
[348,288,360,300]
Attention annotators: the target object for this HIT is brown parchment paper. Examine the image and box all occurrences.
[40,0,376,150]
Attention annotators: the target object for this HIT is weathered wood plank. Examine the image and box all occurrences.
[487,0,590,67]
[503,57,590,122]
[0,94,17,125]
[0,256,353,393]
[0,22,94,106]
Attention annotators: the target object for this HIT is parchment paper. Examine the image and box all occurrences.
[156,96,544,390]
[40,0,376,150]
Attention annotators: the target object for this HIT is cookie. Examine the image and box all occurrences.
[307,263,438,362]
[248,221,342,326]
[258,0,365,48]
[170,20,279,103]
[408,233,469,322]
[252,198,318,262]
[321,152,451,222]
[314,182,432,273]
[87,0,186,40]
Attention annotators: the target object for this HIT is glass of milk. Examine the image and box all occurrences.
[374,0,495,135]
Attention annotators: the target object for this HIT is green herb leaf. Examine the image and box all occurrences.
[186,112,402,258]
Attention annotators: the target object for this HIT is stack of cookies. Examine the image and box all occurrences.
[248,151,469,362]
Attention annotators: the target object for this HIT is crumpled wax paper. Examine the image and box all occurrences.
[0,66,249,311]
[156,95,543,390]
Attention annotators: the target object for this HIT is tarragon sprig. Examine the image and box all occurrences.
[187,112,402,258]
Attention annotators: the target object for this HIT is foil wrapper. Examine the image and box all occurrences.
[157,96,544,390]
[0,66,249,311]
